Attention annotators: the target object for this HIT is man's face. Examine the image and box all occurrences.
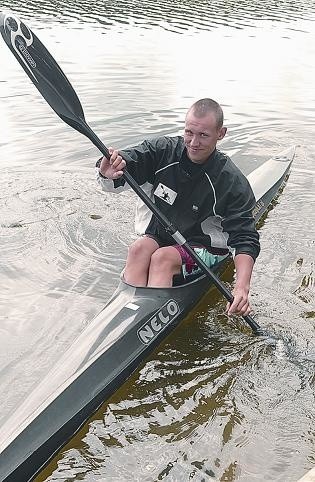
[184,110,226,163]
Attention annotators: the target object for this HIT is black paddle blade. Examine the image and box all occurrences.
[0,11,87,135]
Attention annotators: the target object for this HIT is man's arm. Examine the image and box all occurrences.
[219,167,260,316]
[227,253,254,316]
[96,138,164,192]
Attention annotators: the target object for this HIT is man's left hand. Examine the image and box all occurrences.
[226,286,251,316]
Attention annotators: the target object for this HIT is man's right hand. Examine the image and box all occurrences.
[99,147,126,179]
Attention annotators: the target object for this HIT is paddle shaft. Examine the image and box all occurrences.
[0,12,262,335]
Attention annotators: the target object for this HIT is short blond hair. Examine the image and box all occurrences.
[189,98,224,129]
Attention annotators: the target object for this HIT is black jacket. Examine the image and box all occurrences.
[96,136,260,260]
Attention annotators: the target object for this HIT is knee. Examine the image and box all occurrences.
[127,237,158,261]
[127,239,145,260]
[150,247,181,271]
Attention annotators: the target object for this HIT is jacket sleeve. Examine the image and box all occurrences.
[221,174,260,261]
[95,138,162,192]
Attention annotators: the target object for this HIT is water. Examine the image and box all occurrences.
[0,1,314,481]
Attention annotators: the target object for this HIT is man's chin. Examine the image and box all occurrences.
[188,151,206,163]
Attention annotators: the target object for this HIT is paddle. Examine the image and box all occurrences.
[0,12,264,336]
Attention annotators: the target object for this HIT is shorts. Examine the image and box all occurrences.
[145,235,228,279]
[174,244,228,278]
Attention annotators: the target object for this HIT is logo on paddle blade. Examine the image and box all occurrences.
[137,299,180,344]
[4,13,37,80]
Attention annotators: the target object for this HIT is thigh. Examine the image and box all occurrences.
[150,245,182,267]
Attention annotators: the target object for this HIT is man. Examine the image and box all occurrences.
[96,98,260,316]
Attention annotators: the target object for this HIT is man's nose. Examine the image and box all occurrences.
[190,134,199,146]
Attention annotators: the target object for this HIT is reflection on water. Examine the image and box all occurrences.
[37,300,315,482]
[0,0,315,481]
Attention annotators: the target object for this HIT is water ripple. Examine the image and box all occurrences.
[0,169,134,426]
[2,0,315,34]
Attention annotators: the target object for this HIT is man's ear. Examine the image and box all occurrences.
[218,127,227,140]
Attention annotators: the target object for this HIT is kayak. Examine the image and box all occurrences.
[0,145,295,482]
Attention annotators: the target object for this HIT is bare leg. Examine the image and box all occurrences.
[124,237,159,286]
[148,246,182,287]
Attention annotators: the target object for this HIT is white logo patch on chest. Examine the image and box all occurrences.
[154,183,177,205]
